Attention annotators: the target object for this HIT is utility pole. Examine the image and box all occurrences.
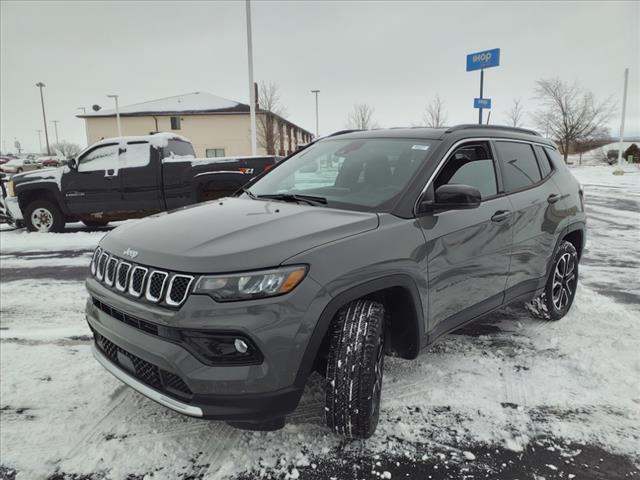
[50,120,60,144]
[77,107,88,145]
[311,90,320,138]
[36,129,43,153]
[36,82,51,155]
[615,67,629,175]
[245,0,257,156]
[107,94,122,137]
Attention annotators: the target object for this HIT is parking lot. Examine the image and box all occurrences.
[1,165,638,480]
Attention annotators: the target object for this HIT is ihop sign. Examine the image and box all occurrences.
[466,48,500,71]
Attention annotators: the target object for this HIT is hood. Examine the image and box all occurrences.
[12,168,63,186]
[101,197,379,273]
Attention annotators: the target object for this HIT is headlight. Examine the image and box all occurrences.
[194,265,307,302]
[7,180,15,197]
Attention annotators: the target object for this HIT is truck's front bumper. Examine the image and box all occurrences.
[4,196,22,221]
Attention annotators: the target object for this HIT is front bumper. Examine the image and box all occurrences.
[4,196,22,221]
[86,273,329,421]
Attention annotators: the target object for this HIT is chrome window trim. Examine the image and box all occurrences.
[165,274,194,307]
[104,256,118,286]
[115,261,132,292]
[413,137,556,215]
[145,270,169,303]
[128,266,148,297]
[96,252,109,281]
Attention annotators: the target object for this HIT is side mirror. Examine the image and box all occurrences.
[68,158,77,170]
[417,184,481,214]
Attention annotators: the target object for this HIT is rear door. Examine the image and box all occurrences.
[62,143,123,215]
[493,140,564,301]
[118,141,163,215]
[418,141,513,336]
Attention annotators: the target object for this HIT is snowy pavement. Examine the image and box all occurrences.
[1,166,639,480]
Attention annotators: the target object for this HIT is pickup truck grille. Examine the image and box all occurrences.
[90,247,194,307]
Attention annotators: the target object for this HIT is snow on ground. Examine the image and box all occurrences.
[0,165,639,479]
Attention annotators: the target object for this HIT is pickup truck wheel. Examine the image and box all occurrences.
[24,200,64,233]
[325,299,385,439]
[527,241,579,321]
[82,220,109,228]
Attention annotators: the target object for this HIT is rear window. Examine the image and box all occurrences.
[495,141,542,192]
[166,140,195,158]
[534,145,553,178]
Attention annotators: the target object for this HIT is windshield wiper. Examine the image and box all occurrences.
[256,193,328,206]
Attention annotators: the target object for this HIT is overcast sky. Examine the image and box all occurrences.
[1,0,638,153]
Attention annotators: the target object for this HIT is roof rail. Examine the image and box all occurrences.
[445,124,541,137]
[326,129,363,137]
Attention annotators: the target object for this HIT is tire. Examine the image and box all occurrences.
[527,241,579,321]
[16,168,23,173]
[82,220,109,228]
[325,299,386,439]
[24,200,65,233]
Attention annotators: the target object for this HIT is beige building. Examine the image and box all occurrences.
[78,91,313,158]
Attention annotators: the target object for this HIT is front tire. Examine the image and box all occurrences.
[24,200,65,232]
[528,241,579,321]
[325,299,386,439]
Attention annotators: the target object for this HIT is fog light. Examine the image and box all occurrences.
[234,338,248,353]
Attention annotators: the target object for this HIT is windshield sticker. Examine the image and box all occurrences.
[411,144,430,151]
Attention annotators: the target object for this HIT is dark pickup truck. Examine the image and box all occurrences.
[3,133,279,232]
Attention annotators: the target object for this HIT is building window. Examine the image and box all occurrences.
[170,116,181,130]
[206,148,226,158]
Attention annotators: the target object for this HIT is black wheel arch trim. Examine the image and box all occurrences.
[16,183,70,216]
[293,273,425,389]
[541,221,586,291]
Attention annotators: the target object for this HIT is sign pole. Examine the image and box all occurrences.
[478,69,484,124]
[615,67,629,175]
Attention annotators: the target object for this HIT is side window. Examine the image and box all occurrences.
[543,147,562,169]
[534,145,553,178]
[120,142,150,168]
[77,144,119,173]
[495,141,541,192]
[170,116,181,130]
[434,142,497,199]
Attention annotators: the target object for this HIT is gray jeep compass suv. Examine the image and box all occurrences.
[86,125,586,439]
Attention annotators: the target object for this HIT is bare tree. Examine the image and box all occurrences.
[50,141,81,158]
[422,95,448,128]
[533,78,614,162]
[256,81,287,155]
[505,98,525,128]
[346,103,378,130]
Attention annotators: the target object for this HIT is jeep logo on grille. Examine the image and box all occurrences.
[123,248,139,259]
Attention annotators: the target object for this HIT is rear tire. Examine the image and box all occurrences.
[24,200,64,232]
[527,241,579,321]
[325,299,385,439]
[82,220,109,228]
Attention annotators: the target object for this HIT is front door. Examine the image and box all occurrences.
[62,142,123,215]
[418,141,513,337]
[118,141,162,215]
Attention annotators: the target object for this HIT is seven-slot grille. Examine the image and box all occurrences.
[90,248,194,307]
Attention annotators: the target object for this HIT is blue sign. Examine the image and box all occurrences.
[466,48,500,71]
[474,98,491,109]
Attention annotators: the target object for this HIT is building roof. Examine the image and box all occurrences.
[77,91,250,118]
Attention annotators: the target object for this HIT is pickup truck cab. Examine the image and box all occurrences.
[4,133,279,232]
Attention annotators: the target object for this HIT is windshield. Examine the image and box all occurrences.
[247,137,433,211]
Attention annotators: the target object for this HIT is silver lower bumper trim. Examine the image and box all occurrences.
[92,344,203,418]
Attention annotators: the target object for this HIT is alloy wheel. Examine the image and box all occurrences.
[31,207,54,232]
[551,252,576,310]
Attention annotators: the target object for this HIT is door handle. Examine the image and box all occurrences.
[491,210,512,222]
[547,194,561,204]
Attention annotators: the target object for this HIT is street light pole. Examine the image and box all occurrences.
[245,0,257,156]
[36,130,43,153]
[311,90,320,138]
[615,67,629,175]
[77,107,88,145]
[107,94,122,137]
[50,120,60,144]
[36,82,51,155]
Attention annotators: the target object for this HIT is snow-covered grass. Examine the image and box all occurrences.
[0,165,638,479]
